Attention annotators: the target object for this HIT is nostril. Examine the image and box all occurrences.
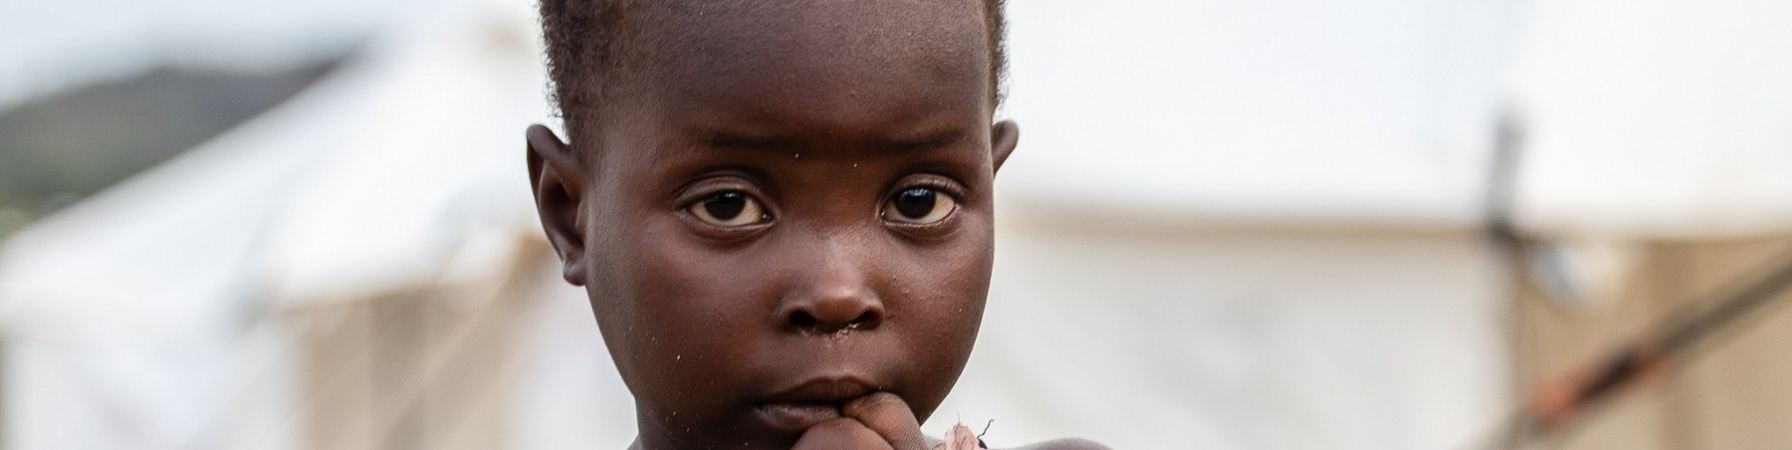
[848,311,881,331]
[784,308,882,334]
[789,310,820,331]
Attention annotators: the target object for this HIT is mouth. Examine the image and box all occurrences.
[754,377,877,432]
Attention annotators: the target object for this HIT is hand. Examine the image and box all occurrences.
[791,417,899,450]
[792,392,979,450]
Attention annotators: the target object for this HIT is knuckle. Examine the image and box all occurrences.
[847,392,909,416]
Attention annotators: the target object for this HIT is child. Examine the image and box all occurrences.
[524,1,1103,449]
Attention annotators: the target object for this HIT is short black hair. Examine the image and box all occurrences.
[537,0,1009,148]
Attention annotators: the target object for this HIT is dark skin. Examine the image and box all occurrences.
[528,1,1103,449]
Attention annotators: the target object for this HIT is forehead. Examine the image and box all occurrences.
[599,0,994,145]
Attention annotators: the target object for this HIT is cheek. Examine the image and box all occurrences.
[582,213,769,423]
[880,223,995,412]
[892,235,992,330]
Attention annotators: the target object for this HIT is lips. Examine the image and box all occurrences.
[754,377,877,432]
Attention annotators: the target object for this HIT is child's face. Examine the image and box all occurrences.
[527,1,1018,449]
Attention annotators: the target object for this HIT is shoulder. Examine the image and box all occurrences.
[1001,438,1112,450]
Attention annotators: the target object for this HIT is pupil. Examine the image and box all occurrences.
[703,192,747,220]
[894,188,936,218]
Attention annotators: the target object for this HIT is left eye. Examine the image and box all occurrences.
[882,187,956,224]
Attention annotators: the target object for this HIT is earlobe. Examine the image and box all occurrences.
[990,120,1019,174]
[525,124,590,285]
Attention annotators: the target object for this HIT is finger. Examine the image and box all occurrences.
[842,392,928,450]
[793,418,894,450]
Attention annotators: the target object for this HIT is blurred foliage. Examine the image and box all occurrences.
[0,60,339,237]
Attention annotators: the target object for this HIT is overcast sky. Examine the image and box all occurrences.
[0,0,443,111]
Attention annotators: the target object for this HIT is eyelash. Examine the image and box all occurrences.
[674,175,968,237]
[676,179,777,239]
[880,179,964,225]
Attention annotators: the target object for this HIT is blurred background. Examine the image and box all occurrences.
[3,0,1792,449]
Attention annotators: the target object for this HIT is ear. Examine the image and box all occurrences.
[526,124,589,285]
[990,119,1020,174]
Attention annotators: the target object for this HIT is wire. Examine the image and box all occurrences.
[1484,249,1792,450]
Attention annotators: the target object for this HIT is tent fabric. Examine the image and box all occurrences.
[1508,0,1792,238]
[997,0,1536,230]
[257,0,546,307]
[0,0,555,447]
[0,25,363,450]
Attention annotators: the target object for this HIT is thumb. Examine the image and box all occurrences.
[843,392,928,450]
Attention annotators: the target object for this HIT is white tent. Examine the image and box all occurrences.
[1509,0,1792,239]
[1497,1,1792,449]
[0,0,637,448]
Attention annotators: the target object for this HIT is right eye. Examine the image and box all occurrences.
[688,191,767,227]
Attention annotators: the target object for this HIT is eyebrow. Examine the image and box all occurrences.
[701,128,970,153]
[889,129,968,151]
[707,132,792,151]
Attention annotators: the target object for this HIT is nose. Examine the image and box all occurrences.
[774,244,885,334]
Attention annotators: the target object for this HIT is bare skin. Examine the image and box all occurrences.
[527,1,1105,449]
